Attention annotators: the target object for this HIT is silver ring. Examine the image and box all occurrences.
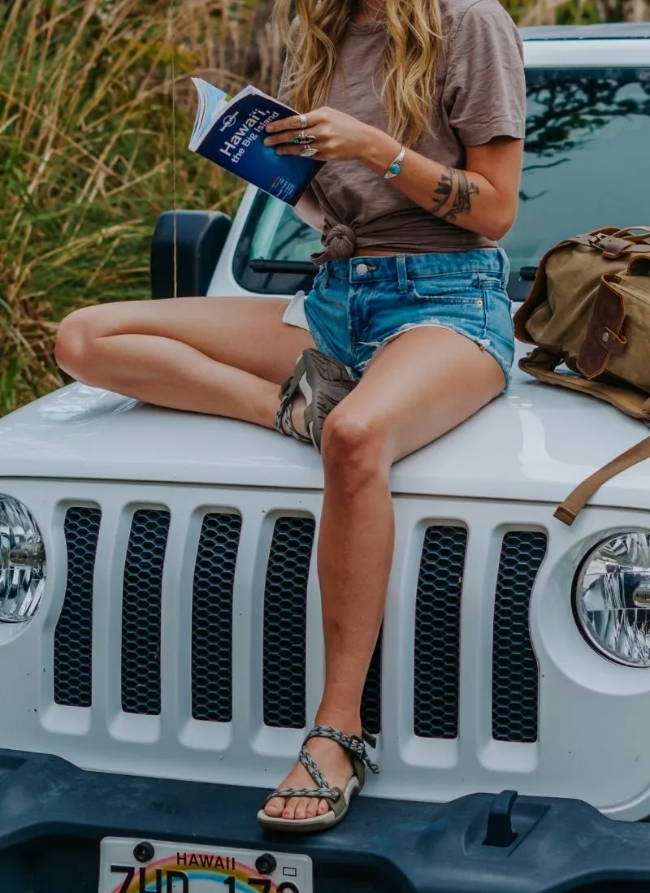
[300,146,318,157]
[299,113,309,127]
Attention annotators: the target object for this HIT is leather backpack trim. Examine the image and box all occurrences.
[566,232,650,259]
[576,275,627,379]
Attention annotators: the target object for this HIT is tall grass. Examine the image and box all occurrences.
[0,0,282,414]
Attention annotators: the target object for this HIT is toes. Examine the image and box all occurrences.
[264,796,285,816]
[305,798,320,818]
[282,796,299,819]
[266,796,330,821]
[294,797,311,820]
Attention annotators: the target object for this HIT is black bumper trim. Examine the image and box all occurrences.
[0,747,649,891]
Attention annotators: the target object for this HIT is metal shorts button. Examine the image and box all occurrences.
[356,263,369,275]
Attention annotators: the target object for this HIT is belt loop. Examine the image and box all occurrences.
[396,255,408,293]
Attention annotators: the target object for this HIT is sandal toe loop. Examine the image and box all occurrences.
[263,784,332,806]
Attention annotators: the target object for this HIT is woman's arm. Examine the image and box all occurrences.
[268,0,525,243]
[269,112,523,242]
[357,127,523,242]
[293,185,325,233]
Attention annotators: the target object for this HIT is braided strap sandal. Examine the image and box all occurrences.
[256,724,379,833]
[274,348,357,452]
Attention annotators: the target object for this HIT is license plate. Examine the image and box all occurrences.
[98,837,313,893]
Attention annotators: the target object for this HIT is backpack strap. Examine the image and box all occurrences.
[554,436,650,526]
[519,349,650,421]
[611,225,650,239]
[519,349,650,525]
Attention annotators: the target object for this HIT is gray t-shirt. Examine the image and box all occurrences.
[277,0,526,266]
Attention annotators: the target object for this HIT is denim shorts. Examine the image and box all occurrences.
[281,246,516,391]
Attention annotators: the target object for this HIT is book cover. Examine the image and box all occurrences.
[188,78,326,206]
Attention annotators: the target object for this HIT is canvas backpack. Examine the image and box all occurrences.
[513,225,650,525]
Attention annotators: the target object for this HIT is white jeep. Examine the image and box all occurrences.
[1,21,650,893]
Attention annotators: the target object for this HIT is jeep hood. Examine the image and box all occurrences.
[1,343,649,510]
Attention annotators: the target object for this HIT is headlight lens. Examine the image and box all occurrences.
[0,496,46,622]
[574,531,650,667]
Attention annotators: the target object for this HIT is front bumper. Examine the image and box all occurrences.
[1,749,650,892]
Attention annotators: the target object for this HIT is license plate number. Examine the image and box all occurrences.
[98,837,313,893]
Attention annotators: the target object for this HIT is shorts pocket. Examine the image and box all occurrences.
[310,266,341,304]
[477,271,506,292]
[407,270,485,304]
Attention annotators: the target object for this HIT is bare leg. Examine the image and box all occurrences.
[263,325,506,820]
[54,296,317,431]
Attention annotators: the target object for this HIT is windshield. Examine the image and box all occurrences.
[232,66,650,300]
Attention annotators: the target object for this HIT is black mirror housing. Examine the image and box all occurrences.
[150,210,232,299]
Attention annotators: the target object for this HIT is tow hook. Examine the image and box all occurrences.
[483,789,518,847]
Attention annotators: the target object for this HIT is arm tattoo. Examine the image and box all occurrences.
[431,166,479,221]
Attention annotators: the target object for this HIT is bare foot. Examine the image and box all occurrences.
[263,722,361,821]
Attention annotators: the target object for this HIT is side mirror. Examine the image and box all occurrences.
[150,210,232,299]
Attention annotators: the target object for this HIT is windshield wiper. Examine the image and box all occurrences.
[249,258,317,274]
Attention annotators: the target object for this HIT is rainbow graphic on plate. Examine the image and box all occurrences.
[109,851,300,892]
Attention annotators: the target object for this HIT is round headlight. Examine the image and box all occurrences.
[574,531,650,667]
[0,496,46,622]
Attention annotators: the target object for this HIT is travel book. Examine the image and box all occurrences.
[188,77,325,206]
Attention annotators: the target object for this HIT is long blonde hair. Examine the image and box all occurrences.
[270,0,446,148]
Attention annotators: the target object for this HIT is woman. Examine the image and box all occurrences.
[54,0,526,833]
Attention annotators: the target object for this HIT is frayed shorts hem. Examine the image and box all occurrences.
[281,247,515,393]
[355,320,512,392]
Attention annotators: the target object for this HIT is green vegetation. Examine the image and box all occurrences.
[0,0,279,413]
[0,0,640,414]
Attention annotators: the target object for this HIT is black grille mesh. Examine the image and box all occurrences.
[191,513,241,722]
[263,516,314,728]
[55,503,546,747]
[414,526,467,739]
[361,625,382,736]
[55,507,101,706]
[121,508,170,715]
[492,530,547,743]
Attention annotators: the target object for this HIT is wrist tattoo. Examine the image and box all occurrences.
[431,166,479,221]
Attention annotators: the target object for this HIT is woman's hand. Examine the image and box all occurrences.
[263,107,373,162]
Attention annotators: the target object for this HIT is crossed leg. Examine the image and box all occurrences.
[53,295,317,422]
[263,324,506,820]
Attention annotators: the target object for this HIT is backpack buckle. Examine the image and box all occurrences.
[587,232,631,258]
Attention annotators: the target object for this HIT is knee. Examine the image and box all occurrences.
[320,406,388,492]
[54,307,102,383]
